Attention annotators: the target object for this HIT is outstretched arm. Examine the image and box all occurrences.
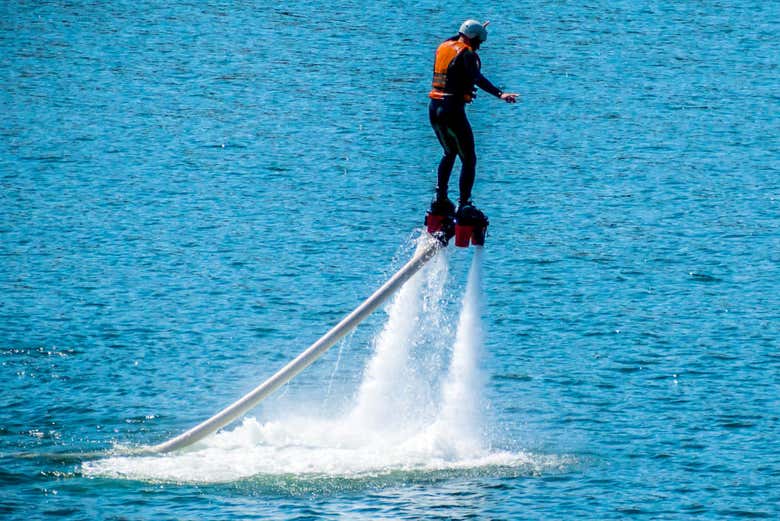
[464,51,519,103]
[474,72,502,98]
[477,74,518,103]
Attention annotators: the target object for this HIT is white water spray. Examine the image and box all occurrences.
[84,241,566,483]
[432,247,487,456]
[348,240,450,437]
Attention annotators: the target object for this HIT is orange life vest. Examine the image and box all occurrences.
[429,39,474,102]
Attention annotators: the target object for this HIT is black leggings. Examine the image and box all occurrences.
[429,98,476,204]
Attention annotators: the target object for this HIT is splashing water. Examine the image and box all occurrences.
[84,239,568,484]
[421,247,487,458]
[347,239,451,438]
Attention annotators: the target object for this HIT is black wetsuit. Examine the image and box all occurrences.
[429,36,502,205]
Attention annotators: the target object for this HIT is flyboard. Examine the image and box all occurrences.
[141,205,489,454]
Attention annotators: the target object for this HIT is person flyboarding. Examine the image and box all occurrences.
[426,19,518,246]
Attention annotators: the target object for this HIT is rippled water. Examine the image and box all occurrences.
[2,1,779,519]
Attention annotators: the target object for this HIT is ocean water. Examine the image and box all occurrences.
[1,1,779,519]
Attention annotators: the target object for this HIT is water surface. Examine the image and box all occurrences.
[2,1,779,519]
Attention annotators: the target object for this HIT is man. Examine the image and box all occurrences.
[429,19,518,218]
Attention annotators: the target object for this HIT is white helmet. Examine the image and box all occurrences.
[459,19,489,42]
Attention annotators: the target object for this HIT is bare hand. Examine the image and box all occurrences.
[500,92,518,103]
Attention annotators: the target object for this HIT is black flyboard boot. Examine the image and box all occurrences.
[425,195,456,244]
[454,202,489,247]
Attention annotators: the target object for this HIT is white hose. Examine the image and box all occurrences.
[149,237,442,453]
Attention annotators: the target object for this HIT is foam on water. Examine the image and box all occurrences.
[84,240,563,484]
[84,416,564,485]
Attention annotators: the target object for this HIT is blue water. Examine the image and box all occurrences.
[2,1,779,519]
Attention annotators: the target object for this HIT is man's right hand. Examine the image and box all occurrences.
[500,92,518,103]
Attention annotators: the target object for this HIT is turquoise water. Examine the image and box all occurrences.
[2,1,779,519]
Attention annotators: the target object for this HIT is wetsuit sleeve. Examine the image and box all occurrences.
[475,73,502,98]
[463,51,503,98]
